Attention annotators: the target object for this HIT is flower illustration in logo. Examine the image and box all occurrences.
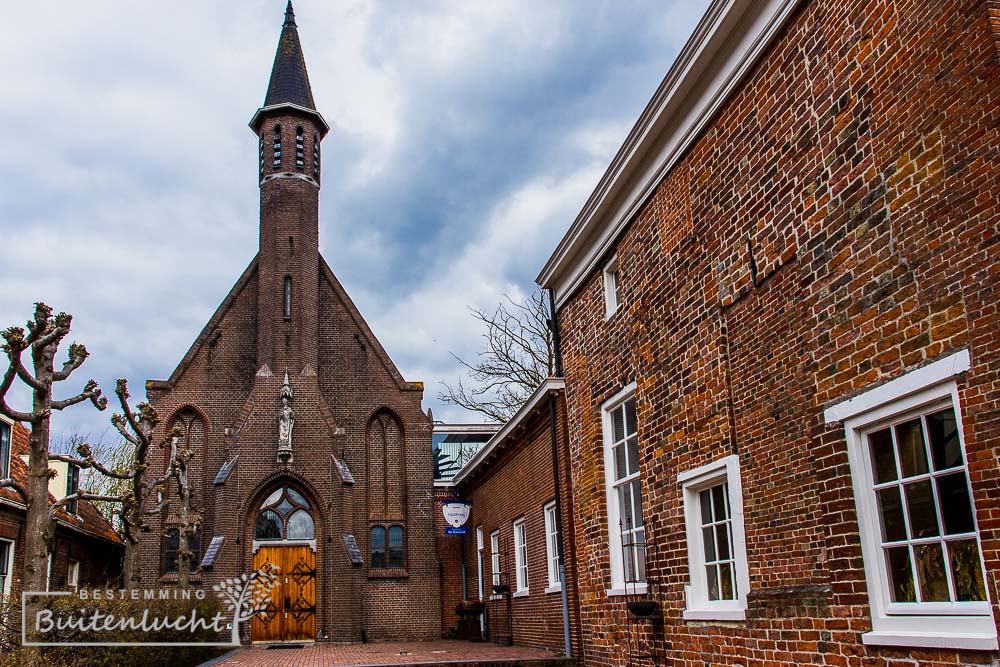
[213,562,281,645]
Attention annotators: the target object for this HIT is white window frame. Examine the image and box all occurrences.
[490,529,502,598]
[67,559,80,592]
[0,538,13,599]
[46,551,53,592]
[543,501,562,593]
[513,516,528,596]
[476,525,485,601]
[825,349,997,651]
[601,382,646,595]
[603,256,622,319]
[678,454,750,621]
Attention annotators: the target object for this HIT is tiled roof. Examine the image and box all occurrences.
[1,422,122,545]
[263,1,316,110]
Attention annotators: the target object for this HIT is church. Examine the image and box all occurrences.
[141,3,441,643]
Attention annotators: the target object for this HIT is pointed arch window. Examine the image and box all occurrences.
[259,134,265,177]
[272,124,282,168]
[295,126,305,171]
[254,486,313,541]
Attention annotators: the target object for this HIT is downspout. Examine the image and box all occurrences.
[547,288,572,658]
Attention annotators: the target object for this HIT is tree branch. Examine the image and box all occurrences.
[0,478,28,502]
[51,379,107,412]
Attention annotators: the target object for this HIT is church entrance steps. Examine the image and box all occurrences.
[202,639,574,667]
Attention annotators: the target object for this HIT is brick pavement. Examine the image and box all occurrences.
[206,640,571,667]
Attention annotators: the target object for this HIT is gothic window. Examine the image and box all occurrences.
[370,526,386,568]
[370,524,405,569]
[272,124,282,169]
[168,408,205,492]
[366,410,405,520]
[388,525,404,568]
[295,126,305,171]
[312,134,320,178]
[254,486,313,541]
[162,528,201,574]
[283,276,292,320]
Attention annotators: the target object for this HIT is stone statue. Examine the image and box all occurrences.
[278,371,294,460]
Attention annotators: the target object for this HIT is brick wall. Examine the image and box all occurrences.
[441,393,582,656]
[554,0,1000,665]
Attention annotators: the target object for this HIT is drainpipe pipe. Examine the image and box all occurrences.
[547,288,571,658]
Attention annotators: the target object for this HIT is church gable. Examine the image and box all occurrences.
[151,257,259,391]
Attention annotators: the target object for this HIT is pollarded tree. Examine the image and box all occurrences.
[0,303,109,593]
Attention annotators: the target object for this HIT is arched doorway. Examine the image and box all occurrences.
[250,485,317,643]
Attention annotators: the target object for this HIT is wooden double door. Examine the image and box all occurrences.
[251,545,317,642]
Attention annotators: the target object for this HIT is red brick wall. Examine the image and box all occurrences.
[441,394,581,655]
[554,0,1000,665]
[143,105,441,642]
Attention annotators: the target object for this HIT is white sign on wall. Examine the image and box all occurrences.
[442,499,471,534]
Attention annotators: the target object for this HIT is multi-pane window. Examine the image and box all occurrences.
[370,526,386,568]
[827,352,997,650]
[476,526,485,600]
[388,525,404,568]
[513,517,528,593]
[371,525,405,569]
[1,421,11,479]
[65,464,79,515]
[295,126,305,170]
[865,404,985,604]
[490,530,501,589]
[699,482,736,600]
[272,124,282,168]
[544,501,561,588]
[679,454,750,620]
[603,388,645,589]
[0,540,11,598]
[163,529,201,574]
[603,256,622,318]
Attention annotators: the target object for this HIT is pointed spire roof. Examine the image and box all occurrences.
[263,1,315,110]
[250,2,329,136]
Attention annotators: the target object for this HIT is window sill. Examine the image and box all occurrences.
[683,608,746,622]
[367,568,408,580]
[544,584,562,595]
[512,589,529,598]
[607,584,647,597]
[862,630,998,651]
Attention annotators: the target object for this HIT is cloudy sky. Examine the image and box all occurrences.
[0,0,708,441]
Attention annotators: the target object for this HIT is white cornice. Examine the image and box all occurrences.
[432,423,502,434]
[248,102,331,136]
[536,0,802,308]
[451,378,565,487]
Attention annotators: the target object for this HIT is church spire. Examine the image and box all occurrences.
[264,1,315,110]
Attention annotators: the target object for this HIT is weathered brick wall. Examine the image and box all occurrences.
[555,0,1000,665]
[443,394,582,656]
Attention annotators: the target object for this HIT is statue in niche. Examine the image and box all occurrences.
[277,371,294,461]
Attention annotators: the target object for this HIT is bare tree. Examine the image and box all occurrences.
[166,433,199,588]
[0,303,109,593]
[105,379,178,587]
[440,287,554,422]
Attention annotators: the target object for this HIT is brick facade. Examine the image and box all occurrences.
[140,6,440,643]
[542,0,1000,664]
[436,385,581,655]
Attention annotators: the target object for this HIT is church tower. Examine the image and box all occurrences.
[250,1,330,374]
[144,2,440,644]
